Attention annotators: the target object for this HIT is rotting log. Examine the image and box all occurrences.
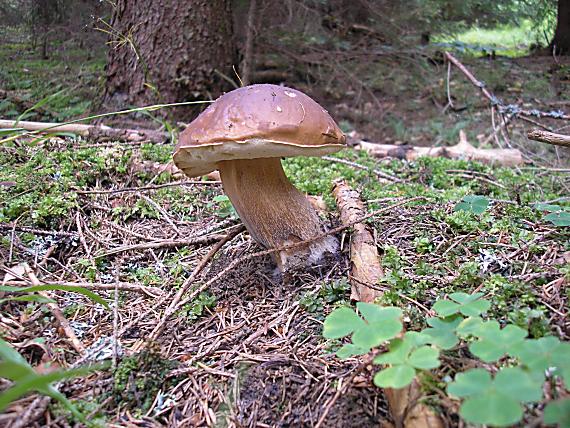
[332,180,444,428]
[0,119,168,143]
[357,130,524,166]
[527,129,570,148]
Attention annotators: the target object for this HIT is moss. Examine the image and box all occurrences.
[113,351,179,414]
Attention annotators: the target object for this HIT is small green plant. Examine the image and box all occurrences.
[182,292,217,321]
[113,351,178,413]
[535,203,570,227]
[322,293,570,427]
[448,367,542,426]
[454,195,489,214]
[299,280,350,316]
[211,195,237,219]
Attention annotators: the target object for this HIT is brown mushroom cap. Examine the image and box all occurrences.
[173,84,346,177]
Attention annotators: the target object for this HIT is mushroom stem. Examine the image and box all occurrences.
[217,157,336,270]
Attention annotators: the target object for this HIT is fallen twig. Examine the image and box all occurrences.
[322,156,406,183]
[3,280,163,296]
[95,234,227,257]
[444,52,570,121]
[0,224,77,237]
[138,194,180,235]
[332,179,383,302]
[357,130,524,166]
[75,180,221,195]
[527,129,570,148]
[0,119,168,143]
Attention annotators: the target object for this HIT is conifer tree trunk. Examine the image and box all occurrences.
[103,0,236,118]
[552,0,570,54]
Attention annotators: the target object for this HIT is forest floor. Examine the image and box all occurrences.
[1,33,570,427]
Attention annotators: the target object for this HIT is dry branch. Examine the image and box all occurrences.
[444,51,570,121]
[357,130,524,166]
[95,234,228,257]
[0,119,167,143]
[527,129,570,148]
[75,179,220,195]
[138,225,246,349]
[3,280,163,295]
[332,179,383,303]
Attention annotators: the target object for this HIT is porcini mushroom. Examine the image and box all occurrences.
[173,84,346,270]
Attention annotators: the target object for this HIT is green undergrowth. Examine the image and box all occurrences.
[323,294,570,427]
[284,150,566,208]
[113,350,179,415]
[2,138,567,228]
[0,40,104,121]
[433,20,546,57]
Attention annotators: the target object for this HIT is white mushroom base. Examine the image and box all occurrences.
[217,157,338,271]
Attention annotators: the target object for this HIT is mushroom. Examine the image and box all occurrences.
[173,84,346,270]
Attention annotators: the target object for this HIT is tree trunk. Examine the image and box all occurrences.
[103,0,236,120]
[552,0,570,54]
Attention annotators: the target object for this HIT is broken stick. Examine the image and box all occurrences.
[332,179,383,303]
[23,264,86,355]
[357,130,524,166]
[527,129,570,148]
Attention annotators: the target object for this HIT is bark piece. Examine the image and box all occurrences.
[332,179,382,302]
[357,130,524,166]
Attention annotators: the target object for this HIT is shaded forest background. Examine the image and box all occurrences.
[1,0,568,162]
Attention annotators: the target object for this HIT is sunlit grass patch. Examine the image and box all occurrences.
[434,20,550,57]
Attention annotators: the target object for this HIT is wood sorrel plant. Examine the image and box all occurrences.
[323,292,570,427]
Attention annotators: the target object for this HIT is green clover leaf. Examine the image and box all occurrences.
[373,333,440,389]
[351,319,403,350]
[433,292,490,317]
[534,203,562,212]
[448,367,543,427]
[512,336,570,383]
[421,315,463,350]
[323,304,403,359]
[356,303,403,323]
[544,398,570,427]
[323,307,365,339]
[468,322,527,362]
[336,344,368,360]
[456,316,485,337]
[544,211,570,227]
[455,195,489,214]
[373,365,416,389]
